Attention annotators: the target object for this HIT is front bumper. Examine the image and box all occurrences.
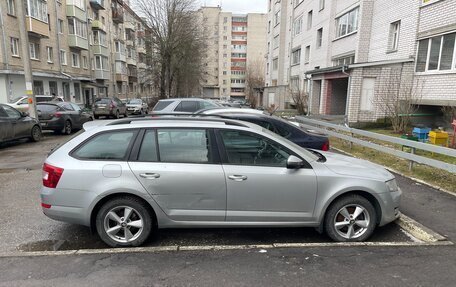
[377,187,402,226]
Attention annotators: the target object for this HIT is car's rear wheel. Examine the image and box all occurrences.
[324,195,377,242]
[96,196,153,247]
[63,120,72,135]
[30,125,42,142]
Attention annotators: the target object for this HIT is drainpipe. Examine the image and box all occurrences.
[342,65,351,127]
[0,3,11,101]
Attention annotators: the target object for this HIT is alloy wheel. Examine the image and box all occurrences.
[103,206,144,244]
[333,204,370,239]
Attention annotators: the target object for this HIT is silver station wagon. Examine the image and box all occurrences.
[41,118,401,247]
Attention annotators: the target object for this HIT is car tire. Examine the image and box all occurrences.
[30,125,42,142]
[114,110,120,119]
[324,194,377,242]
[94,115,99,119]
[95,196,153,247]
[63,120,72,135]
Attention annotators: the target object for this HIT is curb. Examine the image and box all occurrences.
[330,147,455,197]
[395,214,447,243]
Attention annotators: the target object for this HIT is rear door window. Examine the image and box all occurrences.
[73,130,137,160]
[153,101,173,111]
[157,129,211,163]
[174,101,199,112]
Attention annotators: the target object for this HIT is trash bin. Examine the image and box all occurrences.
[429,130,449,147]
[412,127,431,142]
[401,134,419,152]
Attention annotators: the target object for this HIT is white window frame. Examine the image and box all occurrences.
[71,52,80,68]
[388,21,401,52]
[272,58,278,71]
[58,19,64,34]
[29,43,40,60]
[60,49,67,65]
[319,0,325,11]
[46,46,53,63]
[82,55,88,69]
[305,45,310,64]
[336,7,359,39]
[415,32,456,73]
[291,48,301,65]
[360,78,375,111]
[307,11,313,30]
[10,37,19,57]
[293,16,303,37]
[27,0,48,23]
[7,0,16,15]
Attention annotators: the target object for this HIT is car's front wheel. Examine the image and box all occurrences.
[30,125,42,142]
[324,194,377,242]
[95,196,153,247]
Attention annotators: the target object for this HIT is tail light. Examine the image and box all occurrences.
[42,163,64,188]
[321,141,330,151]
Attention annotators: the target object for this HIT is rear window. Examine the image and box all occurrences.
[73,130,136,160]
[153,101,173,111]
[37,104,59,112]
[95,98,112,104]
[174,101,199,112]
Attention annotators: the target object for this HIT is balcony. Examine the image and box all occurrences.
[128,69,138,82]
[94,70,110,80]
[26,17,50,38]
[90,0,105,10]
[124,21,135,31]
[138,63,147,69]
[126,39,135,47]
[115,52,126,62]
[127,57,137,66]
[115,73,128,82]
[68,35,89,50]
[66,4,86,21]
[91,20,105,31]
[92,44,109,56]
[137,46,146,54]
[112,8,124,23]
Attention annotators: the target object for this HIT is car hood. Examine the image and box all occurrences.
[319,151,394,181]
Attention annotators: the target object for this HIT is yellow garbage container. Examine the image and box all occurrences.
[429,130,449,147]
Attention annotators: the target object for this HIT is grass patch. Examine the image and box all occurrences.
[330,137,456,193]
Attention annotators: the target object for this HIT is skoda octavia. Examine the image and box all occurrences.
[41,118,401,247]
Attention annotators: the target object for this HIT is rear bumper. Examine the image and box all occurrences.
[42,205,89,226]
[40,118,65,131]
[93,109,115,116]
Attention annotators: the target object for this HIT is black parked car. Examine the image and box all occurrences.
[37,102,93,135]
[0,104,42,144]
[197,110,330,151]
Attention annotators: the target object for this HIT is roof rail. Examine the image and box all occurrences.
[106,115,250,127]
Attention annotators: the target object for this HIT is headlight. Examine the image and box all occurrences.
[386,179,399,192]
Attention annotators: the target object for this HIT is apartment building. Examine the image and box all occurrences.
[265,0,456,125]
[0,0,151,107]
[199,7,267,100]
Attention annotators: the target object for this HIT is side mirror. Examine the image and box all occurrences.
[286,155,304,169]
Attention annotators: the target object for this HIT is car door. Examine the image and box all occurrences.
[0,105,13,141]
[70,103,85,128]
[61,103,80,128]
[114,98,126,114]
[2,105,28,139]
[128,128,227,221]
[218,129,318,222]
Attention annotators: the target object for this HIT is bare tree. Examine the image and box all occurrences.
[245,58,265,108]
[136,0,204,99]
[289,78,309,115]
[376,67,423,133]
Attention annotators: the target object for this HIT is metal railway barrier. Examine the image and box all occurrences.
[295,116,456,174]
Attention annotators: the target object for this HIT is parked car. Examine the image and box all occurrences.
[5,95,60,113]
[37,102,93,135]
[0,104,41,143]
[196,110,330,150]
[126,99,148,115]
[152,98,220,115]
[41,117,401,247]
[93,97,127,119]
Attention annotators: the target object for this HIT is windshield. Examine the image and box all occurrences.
[95,98,112,104]
[37,104,59,112]
[128,99,142,104]
[10,96,24,103]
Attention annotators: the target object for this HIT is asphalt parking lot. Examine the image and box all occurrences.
[0,130,447,254]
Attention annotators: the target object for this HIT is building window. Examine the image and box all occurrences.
[319,0,325,11]
[290,77,300,91]
[33,81,44,95]
[268,20,271,33]
[93,30,107,46]
[293,16,303,37]
[274,10,280,26]
[317,28,323,48]
[46,46,53,63]
[71,52,80,67]
[82,56,88,68]
[58,19,64,34]
[68,18,87,38]
[60,50,67,65]
[388,21,401,52]
[273,34,279,49]
[27,0,48,23]
[68,0,85,10]
[360,78,375,111]
[307,11,313,30]
[336,7,359,38]
[272,58,278,71]
[416,32,456,72]
[332,55,355,66]
[291,48,301,65]
[95,56,108,70]
[10,37,19,57]
[305,45,310,63]
[295,0,304,7]
[7,0,16,16]
[29,43,40,60]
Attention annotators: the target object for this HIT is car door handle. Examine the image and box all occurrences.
[228,175,248,182]
[139,173,160,179]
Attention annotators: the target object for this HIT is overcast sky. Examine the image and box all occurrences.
[201,0,267,13]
